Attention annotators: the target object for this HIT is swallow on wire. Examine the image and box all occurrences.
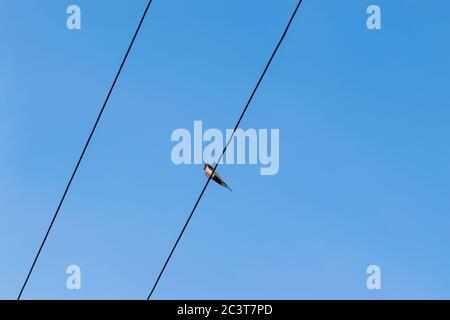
[203,163,232,191]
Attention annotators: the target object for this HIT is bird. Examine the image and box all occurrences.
[204,163,232,191]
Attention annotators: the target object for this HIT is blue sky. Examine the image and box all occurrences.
[1,0,450,299]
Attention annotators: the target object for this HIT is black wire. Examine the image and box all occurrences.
[17,0,154,300]
[147,0,304,300]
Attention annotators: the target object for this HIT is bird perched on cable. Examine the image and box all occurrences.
[204,163,232,191]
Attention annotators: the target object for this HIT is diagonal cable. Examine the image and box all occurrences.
[147,0,304,300]
[17,0,155,300]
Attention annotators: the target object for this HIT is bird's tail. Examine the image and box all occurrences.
[222,182,232,192]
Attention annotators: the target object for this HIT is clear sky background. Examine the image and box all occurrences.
[1,0,450,299]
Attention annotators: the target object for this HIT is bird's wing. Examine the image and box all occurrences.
[212,170,222,181]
